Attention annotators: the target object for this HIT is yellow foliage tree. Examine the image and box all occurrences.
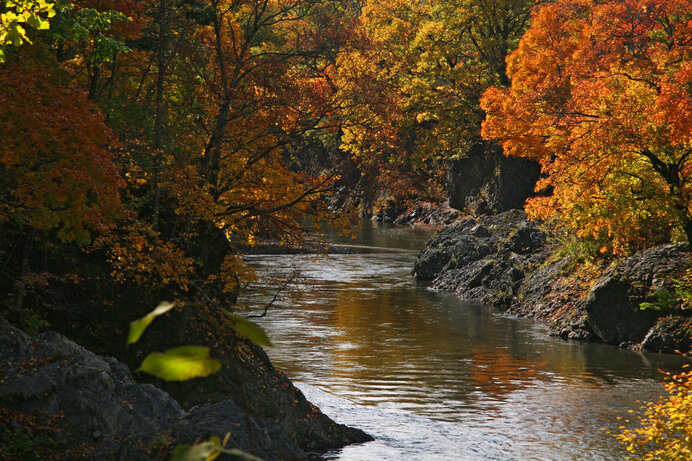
[616,366,692,460]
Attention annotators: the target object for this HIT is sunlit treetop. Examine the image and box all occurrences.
[481,0,692,254]
[0,0,55,62]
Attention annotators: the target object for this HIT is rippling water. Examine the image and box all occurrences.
[239,222,687,460]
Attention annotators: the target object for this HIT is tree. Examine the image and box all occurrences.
[0,57,124,246]
[334,0,534,207]
[0,51,125,324]
[481,0,692,254]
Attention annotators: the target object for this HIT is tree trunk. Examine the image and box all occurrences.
[152,0,169,231]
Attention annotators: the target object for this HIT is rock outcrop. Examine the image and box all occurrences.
[414,211,692,353]
[447,142,540,216]
[413,210,551,308]
[372,200,460,227]
[583,244,691,347]
[127,306,372,454]
[0,321,306,460]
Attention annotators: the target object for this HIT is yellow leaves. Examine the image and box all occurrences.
[0,0,55,62]
[107,222,193,290]
[616,369,692,460]
[219,254,256,294]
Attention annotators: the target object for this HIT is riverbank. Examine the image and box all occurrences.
[370,199,460,227]
[0,306,372,459]
[413,210,692,353]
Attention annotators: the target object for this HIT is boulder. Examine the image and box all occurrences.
[170,400,305,461]
[0,322,311,459]
[447,142,540,216]
[640,316,692,354]
[413,210,550,308]
[584,244,691,346]
[0,325,182,458]
[127,305,373,453]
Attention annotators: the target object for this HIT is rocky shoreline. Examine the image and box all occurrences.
[413,210,692,353]
[0,308,372,459]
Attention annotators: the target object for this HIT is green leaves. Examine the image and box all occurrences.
[0,0,56,62]
[172,435,264,461]
[137,346,221,381]
[68,7,130,65]
[127,301,176,345]
[223,311,273,347]
[127,302,222,382]
[127,303,272,384]
[171,440,221,461]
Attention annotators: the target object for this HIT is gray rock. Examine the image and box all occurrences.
[584,244,691,346]
[0,321,311,459]
[584,277,657,344]
[171,400,305,461]
[414,210,550,309]
[0,324,183,457]
[447,142,540,216]
[640,316,692,353]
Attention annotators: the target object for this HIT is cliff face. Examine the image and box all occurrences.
[446,142,540,216]
[413,210,692,353]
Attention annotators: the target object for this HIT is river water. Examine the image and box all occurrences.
[240,222,687,460]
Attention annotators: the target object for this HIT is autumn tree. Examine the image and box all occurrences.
[616,364,692,459]
[334,0,534,208]
[481,0,692,254]
[54,0,363,300]
[173,0,357,256]
[0,51,125,326]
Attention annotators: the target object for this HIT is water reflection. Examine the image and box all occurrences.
[239,222,687,460]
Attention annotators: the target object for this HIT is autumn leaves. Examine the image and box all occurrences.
[1,0,689,315]
[481,0,692,253]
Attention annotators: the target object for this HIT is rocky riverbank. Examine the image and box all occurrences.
[413,210,692,353]
[0,309,372,459]
[371,199,460,227]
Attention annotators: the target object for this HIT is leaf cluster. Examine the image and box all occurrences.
[616,366,692,460]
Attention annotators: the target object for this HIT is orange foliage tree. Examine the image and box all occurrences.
[0,60,123,245]
[481,0,692,254]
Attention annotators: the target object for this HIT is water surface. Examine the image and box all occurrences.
[239,222,687,460]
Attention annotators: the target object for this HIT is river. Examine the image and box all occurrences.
[239,222,687,460]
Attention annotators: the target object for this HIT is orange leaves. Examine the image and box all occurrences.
[481,0,692,254]
[106,221,193,289]
[0,58,124,246]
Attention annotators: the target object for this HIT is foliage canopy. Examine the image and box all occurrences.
[481,0,692,254]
